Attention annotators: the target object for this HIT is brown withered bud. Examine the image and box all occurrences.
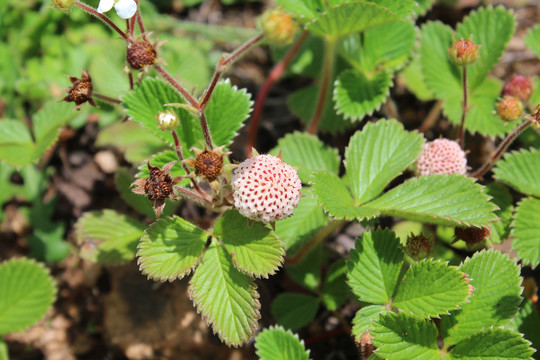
[184,146,231,192]
[357,332,376,360]
[127,40,157,70]
[131,161,182,217]
[62,70,97,110]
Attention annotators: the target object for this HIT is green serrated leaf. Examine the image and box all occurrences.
[32,101,74,157]
[0,120,35,167]
[494,148,540,197]
[400,55,434,101]
[456,6,516,90]
[286,243,323,291]
[307,2,400,39]
[189,241,260,347]
[486,183,513,244]
[0,258,56,335]
[75,210,145,265]
[371,312,440,360]
[334,69,393,121]
[352,305,388,342]
[347,229,403,304]
[524,24,540,58]
[255,326,311,360]
[137,216,207,281]
[447,328,535,360]
[311,170,380,220]
[507,298,540,358]
[364,175,498,227]
[393,259,470,318]
[271,293,319,331]
[322,259,349,310]
[345,119,424,203]
[442,249,523,346]
[511,197,540,268]
[275,188,329,253]
[213,210,284,278]
[413,0,435,17]
[271,131,340,183]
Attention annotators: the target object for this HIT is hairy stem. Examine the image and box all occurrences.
[458,67,468,147]
[155,65,200,110]
[175,186,212,206]
[198,113,214,150]
[246,31,309,157]
[172,131,205,195]
[93,92,122,104]
[308,37,337,135]
[75,2,130,42]
[470,119,532,179]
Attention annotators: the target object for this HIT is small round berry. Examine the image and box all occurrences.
[502,75,533,102]
[194,149,224,182]
[260,8,298,45]
[448,38,479,66]
[454,226,489,246]
[231,154,302,224]
[416,139,467,176]
[405,234,434,260]
[496,96,523,122]
[127,41,156,70]
[156,111,178,131]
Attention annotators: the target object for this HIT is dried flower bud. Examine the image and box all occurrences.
[357,332,376,360]
[194,150,224,182]
[454,226,490,246]
[156,111,178,131]
[448,38,479,66]
[231,154,301,224]
[52,0,75,11]
[416,139,467,176]
[502,75,533,102]
[405,234,434,260]
[127,40,157,70]
[531,104,540,128]
[496,96,523,122]
[62,70,97,110]
[260,8,298,45]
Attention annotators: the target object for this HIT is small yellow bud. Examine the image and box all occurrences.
[260,8,298,46]
[51,0,75,11]
[156,111,178,131]
[496,96,523,122]
[448,38,479,66]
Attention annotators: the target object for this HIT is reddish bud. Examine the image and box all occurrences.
[448,38,479,66]
[502,75,533,102]
[405,234,434,260]
[454,227,490,246]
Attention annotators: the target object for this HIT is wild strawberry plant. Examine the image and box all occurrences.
[0,0,539,358]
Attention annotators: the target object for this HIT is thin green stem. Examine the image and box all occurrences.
[75,2,130,42]
[458,66,468,147]
[308,37,337,135]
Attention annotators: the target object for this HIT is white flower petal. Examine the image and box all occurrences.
[96,0,115,13]
[114,0,137,18]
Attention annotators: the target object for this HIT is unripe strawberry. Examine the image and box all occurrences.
[405,234,434,260]
[496,96,523,122]
[416,139,467,176]
[231,154,301,224]
[448,38,479,66]
[260,8,298,45]
[454,226,490,246]
[127,40,156,70]
[156,111,178,131]
[502,75,533,102]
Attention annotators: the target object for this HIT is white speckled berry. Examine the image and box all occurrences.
[416,139,467,176]
[231,154,302,224]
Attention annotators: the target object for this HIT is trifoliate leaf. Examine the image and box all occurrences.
[511,198,540,268]
[371,312,440,360]
[0,258,56,335]
[275,188,329,253]
[338,20,415,73]
[393,259,471,318]
[494,148,540,197]
[271,131,340,183]
[456,6,516,90]
[345,119,424,203]
[347,229,403,304]
[364,174,498,227]
[447,328,535,360]
[307,2,400,38]
[255,326,311,360]
[441,250,523,346]
[322,259,349,310]
[524,24,540,58]
[334,69,393,121]
[76,210,146,265]
[271,293,319,331]
[137,216,208,281]
[485,183,513,244]
[352,305,388,342]
[189,241,260,347]
[213,210,284,278]
[311,170,380,220]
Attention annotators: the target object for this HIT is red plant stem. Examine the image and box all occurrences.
[304,328,348,346]
[93,92,121,104]
[75,2,130,42]
[128,72,134,89]
[458,67,468,147]
[307,37,337,135]
[470,119,532,179]
[175,186,212,206]
[172,131,205,195]
[155,65,200,110]
[136,6,145,33]
[126,19,131,37]
[199,113,214,150]
[246,31,308,157]
[199,34,265,110]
